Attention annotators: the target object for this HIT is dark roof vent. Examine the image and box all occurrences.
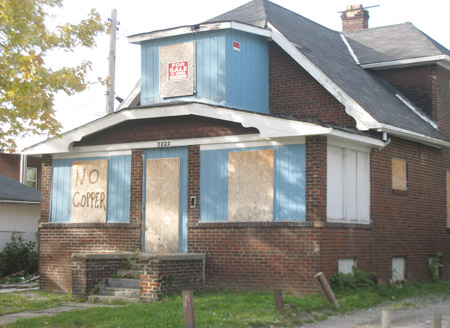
[341,4,370,31]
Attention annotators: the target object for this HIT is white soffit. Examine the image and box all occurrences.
[127,21,271,44]
[361,55,450,70]
[23,103,332,155]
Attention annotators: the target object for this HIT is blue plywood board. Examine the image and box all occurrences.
[144,147,188,253]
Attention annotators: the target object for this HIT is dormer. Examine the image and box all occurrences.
[128,23,270,114]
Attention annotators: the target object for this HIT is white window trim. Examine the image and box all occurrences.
[327,142,371,224]
[26,167,38,189]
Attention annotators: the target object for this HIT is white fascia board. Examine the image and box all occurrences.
[128,22,270,44]
[268,23,380,131]
[378,124,450,148]
[395,94,438,129]
[361,55,450,70]
[328,129,385,148]
[116,80,141,111]
[340,34,360,65]
[52,150,132,160]
[23,103,331,155]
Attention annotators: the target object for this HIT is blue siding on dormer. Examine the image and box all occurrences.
[50,156,131,223]
[140,29,268,113]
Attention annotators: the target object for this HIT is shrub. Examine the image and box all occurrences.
[0,233,38,277]
[331,267,376,293]
[429,251,443,282]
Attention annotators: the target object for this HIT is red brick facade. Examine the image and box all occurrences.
[38,44,450,294]
[269,43,356,128]
[73,116,259,147]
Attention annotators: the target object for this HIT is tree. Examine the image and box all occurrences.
[0,0,106,150]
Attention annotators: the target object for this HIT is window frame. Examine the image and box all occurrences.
[26,167,38,189]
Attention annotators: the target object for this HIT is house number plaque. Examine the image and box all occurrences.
[157,140,171,148]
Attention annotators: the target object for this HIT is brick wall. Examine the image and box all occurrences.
[40,223,141,292]
[139,254,205,300]
[269,43,356,128]
[188,222,320,295]
[73,116,258,147]
[375,65,434,119]
[319,137,450,283]
[71,253,136,298]
[435,65,450,139]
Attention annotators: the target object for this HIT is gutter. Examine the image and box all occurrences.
[361,55,450,70]
[378,124,450,148]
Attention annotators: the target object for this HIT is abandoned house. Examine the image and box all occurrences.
[25,0,450,297]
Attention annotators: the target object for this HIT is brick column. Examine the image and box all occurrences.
[40,154,52,223]
[305,136,327,222]
[130,150,144,227]
[187,145,200,224]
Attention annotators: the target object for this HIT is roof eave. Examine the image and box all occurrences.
[360,55,450,70]
[127,21,271,44]
[378,124,450,148]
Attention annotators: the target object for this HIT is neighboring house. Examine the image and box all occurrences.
[0,174,41,250]
[25,1,450,294]
[0,151,42,191]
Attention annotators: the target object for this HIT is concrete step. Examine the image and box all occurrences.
[88,295,140,304]
[99,287,140,298]
[106,278,140,289]
[116,269,141,279]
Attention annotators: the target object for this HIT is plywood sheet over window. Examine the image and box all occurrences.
[145,158,180,254]
[228,149,274,222]
[392,158,407,190]
[71,159,108,223]
[447,171,450,228]
[159,42,195,98]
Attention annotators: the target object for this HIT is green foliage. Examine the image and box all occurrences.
[0,0,107,150]
[0,233,38,277]
[7,282,450,327]
[119,257,136,270]
[330,267,376,293]
[429,251,443,282]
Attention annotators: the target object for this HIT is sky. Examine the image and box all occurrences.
[17,0,450,148]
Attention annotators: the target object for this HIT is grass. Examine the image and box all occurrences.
[5,280,450,327]
[0,291,73,316]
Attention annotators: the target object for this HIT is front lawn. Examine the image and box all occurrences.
[6,280,450,327]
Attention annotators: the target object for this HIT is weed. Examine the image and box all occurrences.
[331,266,376,293]
[429,251,443,282]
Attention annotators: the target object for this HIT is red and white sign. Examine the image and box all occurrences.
[168,61,189,82]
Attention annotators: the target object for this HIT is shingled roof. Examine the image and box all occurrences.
[344,23,450,65]
[0,174,41,203]
[205,0,449,144]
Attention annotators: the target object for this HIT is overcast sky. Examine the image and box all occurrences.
[18,0,450,148]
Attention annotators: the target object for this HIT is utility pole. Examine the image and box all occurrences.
[106,9,118,115]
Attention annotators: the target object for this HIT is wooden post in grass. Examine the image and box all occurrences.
[182,290,196,328]
[314,272,339,308]
[434,313,442,328]
[274,289,284,312]
[381,309,392,328]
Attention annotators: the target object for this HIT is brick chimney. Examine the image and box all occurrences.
[341,4,369,31]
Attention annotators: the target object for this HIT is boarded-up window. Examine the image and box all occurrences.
[327,145,370,223]
[447,171,450,228]
[392,257,405,281]
[338,258,355,274]
[228,149,274,222]
[392,158,407,190]
[71,159,108,223]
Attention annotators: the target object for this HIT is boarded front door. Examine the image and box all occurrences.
[145,158,180,254]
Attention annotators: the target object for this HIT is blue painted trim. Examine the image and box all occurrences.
[200,144,305,223]
[144,147,188,253]
[50,156,131,223]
